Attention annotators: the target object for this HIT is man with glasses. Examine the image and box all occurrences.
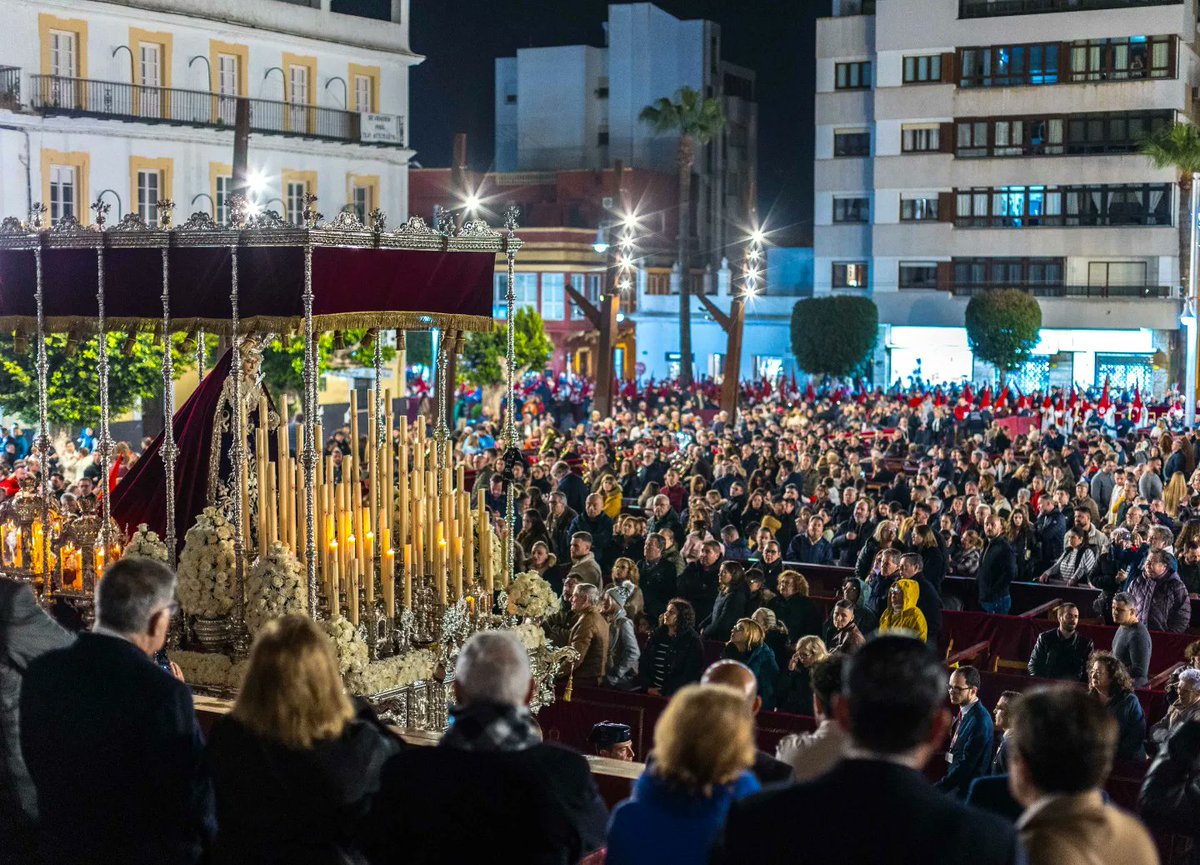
[937,665,994,799]
[20,558,214,865]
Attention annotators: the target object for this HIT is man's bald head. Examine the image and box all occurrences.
[701,659,761,715]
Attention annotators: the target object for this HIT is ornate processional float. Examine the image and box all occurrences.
[0,196,575,728]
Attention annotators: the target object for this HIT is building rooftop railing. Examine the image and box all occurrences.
[959,0,1181,19]
[28,74,405,148]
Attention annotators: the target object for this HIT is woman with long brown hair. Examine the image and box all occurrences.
[207,615,401,864]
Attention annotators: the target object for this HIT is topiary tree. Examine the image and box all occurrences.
[964,289,1042,385]
[461,307,553,387]
[791,296,879,377]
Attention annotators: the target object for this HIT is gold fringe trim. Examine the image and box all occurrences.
[0,311,496,337]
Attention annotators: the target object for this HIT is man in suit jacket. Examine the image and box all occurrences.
[712,636,1021,865]
[937,665,994,799]
[0,579,73,865]
[1011,686,1158,865]
[552,460,590,517]
[20,558,214,865]
[364,631,607,865]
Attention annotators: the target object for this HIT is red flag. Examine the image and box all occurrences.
[934,386,946,408]
[1131,386,1144,425]
[961,383,973,406]
[107,451,124,495]
[1098,377,1112,413]
[791,370,799,397]
[804,379,816,401]
[1067,386,1079,412]
[979,386,992,410]
[996,384,1009,408]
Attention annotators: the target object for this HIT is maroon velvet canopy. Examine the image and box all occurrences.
[0,238,503,334]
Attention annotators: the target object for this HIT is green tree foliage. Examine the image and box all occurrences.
[0,332,193,426]
[405,330,433,370]
[964,289,1042,380]
[1141,121,1200,295]
[260,329,395,401]
[790,296,879,377]
[461,308,553,387]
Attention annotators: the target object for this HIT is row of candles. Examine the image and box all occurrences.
[1,518,120,593]
[250,391,502,627]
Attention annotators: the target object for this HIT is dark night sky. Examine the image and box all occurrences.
[339,0,828,242]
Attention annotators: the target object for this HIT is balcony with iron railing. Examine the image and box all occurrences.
[28,74,405,147]
[0,66,19,109]
[959,0,1181,18]
[948,282,1175,298]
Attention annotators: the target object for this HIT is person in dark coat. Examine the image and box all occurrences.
[645,495,686,549]
[1089,650,1147,762]
[936,665,995,799]
[768,570,823,641]
[364,631,607,865]
[677,540,722,624]
[786,516,834,565]
[638,534,679,623]
[978,516,1017,614]
[1027,603,1093,681]
[639,599,704,697]
[20,559,214,865]
[552,461,590,517]
[1139,720,1200,865]
[207,616,401,865]
[831,500,874,567]
[567,494,615,567]
[700,562,750,641]
[711,636,1021,865]
[0,579,73,864]
[1035,498,1067,573]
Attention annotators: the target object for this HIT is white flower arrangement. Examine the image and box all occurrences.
[171,650,249,689]
[123,523,169,562]
[325,615,369,678]
[245,542,307,634]
[506,571,558,620]
[176,508,237,617]
[348,648,437,695]
[513,622,546,651]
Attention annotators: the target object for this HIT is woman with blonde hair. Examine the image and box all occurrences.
[1163,471,1189,519]
[720,617,778,710]
[207,615,400,864]
[612,556,645,619]
[777,635,830,715]
[606,685,759,865]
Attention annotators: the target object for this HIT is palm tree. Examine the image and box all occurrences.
[1141,122,1200,297]
[639,86,725,387]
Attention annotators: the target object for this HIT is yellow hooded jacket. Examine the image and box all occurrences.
[878,578,928,643]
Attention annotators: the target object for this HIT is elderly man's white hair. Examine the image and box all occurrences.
[1179,668,1200,689]
[455,631,532,707]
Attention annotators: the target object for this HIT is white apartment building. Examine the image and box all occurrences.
[814,0,1195,394]
[0,0,416,230]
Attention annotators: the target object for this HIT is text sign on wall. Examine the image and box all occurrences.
[361,113,404,145]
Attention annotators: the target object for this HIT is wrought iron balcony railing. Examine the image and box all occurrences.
[0,66,20,109]
[959,0,1181,18]
[950,283,1174,298]
[29,74,405,147]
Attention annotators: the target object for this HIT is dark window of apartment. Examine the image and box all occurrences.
[959,43,1060,87]
[723,72,754,100]
[835,61,872,90]
[960,0,1182,19]
[899,262,940,289]
[952,257,1064,291]
[833,197,869,223]
[505,93,517,104]
[834,131,870,157]
[954,183,1172,228]
[1068,35,1174,82]
[903,55,943,83]
[901,125,941,152]
[598,131,609,146]
[595,87,609,98]
[956,110,1171,158]
[832,262,869,289]
[900,197,941,221]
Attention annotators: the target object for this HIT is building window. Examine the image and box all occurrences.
[286,181,307,226]
[955,183,1171,228]
[903,55,942,84]
[832,197,869,223]
[136,169,161,224]
[899,262,939,289]
[215,175,231,224]
[832,262,868,289]
[505,93,517,104]
[956,110,1172,159]
[1068,36,1173,83]
[514,273,538,313]
[900,196,940,221]
[49,29,78,78]
[835,61,871,90]
[647,272,671,295]
[834,130,870,157]
[597,131,609,146]
[952,257,1065,294]
[596,77,609,99]
[959,43,1060,88]
[217,54,240,95]
[541,273,565,320]
[961,0,1182,18]
[901,125,941,152]
[353,75,372,113]
[49,164,77,225]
